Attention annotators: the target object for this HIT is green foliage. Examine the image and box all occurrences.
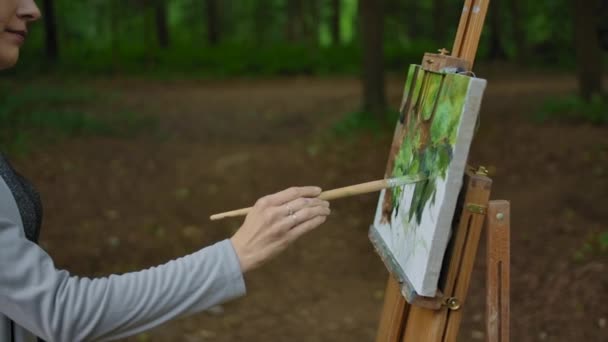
[307,108,397,158]
[0,83,156,155]
[331,108,399,137]
[600,232,608,251]
[573,231,608,262]
[390,67,470,226]
[534,95,608,125]
[15,40,437,78]
[16,0,587,77]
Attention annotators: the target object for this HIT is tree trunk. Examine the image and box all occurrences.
[573,0,604,101]
[406,1,421,38]
[331,0,341,45]
[359,0,387,117]
[305,0,320,45]
[488,0,507,60]
[42,0,58,61]
[432,0,447,44]
[110,0,119,67]
[286,0,303,42]
[509,0,526,63]
[254,0,270,46]
[205,0,220,45]
[599,0,608,51]
[155,0,170,49]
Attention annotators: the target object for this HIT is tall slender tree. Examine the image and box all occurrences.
[573,0,604,101]
[330,0,341,45]
[488,0,507,60]
[405,0,421,38]
[42,0,58,61]
[286,0,303,42]
[509,0,527,63]
[155,0,170,49]
[359,0,387,118]
[205,0,221,45]
[304,0,321,45]
[254,0,271,45]
[432,0,447,43]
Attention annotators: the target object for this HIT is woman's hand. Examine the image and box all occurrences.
[230,186,330,273]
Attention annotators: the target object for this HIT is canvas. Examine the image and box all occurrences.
[371,64,486,298]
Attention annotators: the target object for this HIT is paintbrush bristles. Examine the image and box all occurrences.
[209,174,428,221]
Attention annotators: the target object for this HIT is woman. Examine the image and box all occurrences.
[0,1,331,341]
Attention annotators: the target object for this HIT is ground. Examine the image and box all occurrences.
[10,67,608,341]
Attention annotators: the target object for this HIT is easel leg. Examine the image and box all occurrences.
[376,275,409,342]
[374,171,492,342]
[486,201,510,342]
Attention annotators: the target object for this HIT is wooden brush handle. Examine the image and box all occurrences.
[210,207,251,221]
[209,175,427,221]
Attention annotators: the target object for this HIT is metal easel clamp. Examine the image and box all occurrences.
[444,297,462,311]
[476,165,488,176]
[466,203,487,215]
[464,165,489,215]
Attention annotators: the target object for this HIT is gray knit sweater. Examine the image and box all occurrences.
[0,158,246,341]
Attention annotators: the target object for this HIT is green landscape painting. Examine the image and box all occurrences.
[372,65,487,297]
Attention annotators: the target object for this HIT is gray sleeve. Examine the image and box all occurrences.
[0,180,246,342]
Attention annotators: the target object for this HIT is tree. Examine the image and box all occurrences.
[304,0,321,45]
[432,0,447,44]
[286,0,304,42]
[154,0,170,49]
[599,0,608,51]
[330,0,341,45]
[509,0,527,63]
[205,0,221,45]
[572,0,604,101]
[488,0,507,60]
[42,0,58,61]
[404,1,421,38]
[359,0,387,117]
[254,0,270,45]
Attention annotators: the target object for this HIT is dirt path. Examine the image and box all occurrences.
[14,72,607,341]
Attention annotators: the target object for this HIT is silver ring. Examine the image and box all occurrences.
[286,205,294,216]
[290,212,298,222]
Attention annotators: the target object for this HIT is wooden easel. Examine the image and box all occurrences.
[373,1,510,341]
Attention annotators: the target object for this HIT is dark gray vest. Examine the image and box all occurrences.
[0,154,42,243]
[0,154,43,342]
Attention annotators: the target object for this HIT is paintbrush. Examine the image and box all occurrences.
[209,173,428,221]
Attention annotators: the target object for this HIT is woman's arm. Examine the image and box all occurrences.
[0,178,245,341]
[0,179,329,342]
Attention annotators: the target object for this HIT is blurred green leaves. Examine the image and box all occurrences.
[535,94,608,125]
[17,41,435,78]
[573,230,608,262]
[331,108,399,137]
[0,83,156,155]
